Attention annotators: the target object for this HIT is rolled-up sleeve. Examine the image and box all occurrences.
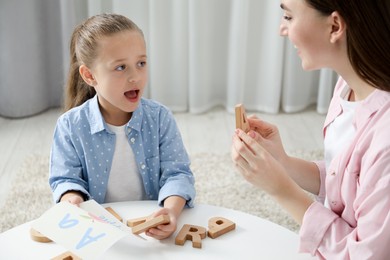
[300,147,390,259]
[314,160,326,204]
[49,116,89,203]
[156,108,195,207]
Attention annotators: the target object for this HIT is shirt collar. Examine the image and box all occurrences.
[127,99,144,132]
[324,79,390,136]
[88,95,106,135]
[87,95,144,134]
[355,89,390,127]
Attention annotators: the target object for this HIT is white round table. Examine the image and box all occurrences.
[0,201,314,259]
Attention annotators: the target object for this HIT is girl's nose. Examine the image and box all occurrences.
[127,69,138,83]
[128,77,136,83]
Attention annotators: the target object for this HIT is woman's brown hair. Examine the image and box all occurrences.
[306,0,390,91]
[63,13,144,111]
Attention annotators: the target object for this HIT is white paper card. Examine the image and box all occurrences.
[31,200,134,259]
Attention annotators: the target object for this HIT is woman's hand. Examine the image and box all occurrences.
[145,207,178,240]
[247,116,288,165]
[231,128,293,197]
[244,116,321,195]
[231,129,314,224]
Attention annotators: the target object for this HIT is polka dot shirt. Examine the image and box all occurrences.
[49,95,195,206]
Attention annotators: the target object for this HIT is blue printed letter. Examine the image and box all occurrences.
[58,213,79,229]
[76,227,106,249]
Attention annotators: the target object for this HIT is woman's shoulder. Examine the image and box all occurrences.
[361,99,390,150]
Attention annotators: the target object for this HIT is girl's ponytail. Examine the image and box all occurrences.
[63,27,96,112]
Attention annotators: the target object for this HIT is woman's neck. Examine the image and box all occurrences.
[343,76,375,101]
[336,64,376,101]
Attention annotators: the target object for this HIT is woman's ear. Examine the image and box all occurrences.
[329,11,346,44]
[79,65,96,86]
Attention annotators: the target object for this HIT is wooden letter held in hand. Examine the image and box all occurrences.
[131,215,170,235]
[175,224,207,249]
[207,217,236,239]
[127,216,148,227]
[105,207,123,222]
[235,104,250,132]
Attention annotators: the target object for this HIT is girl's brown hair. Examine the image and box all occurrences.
[64,13,144,111]
[306,0,390,92]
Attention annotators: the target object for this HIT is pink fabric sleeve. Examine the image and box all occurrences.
[299,148,390,259]
[299,202,338,256]
[314,161,326,203]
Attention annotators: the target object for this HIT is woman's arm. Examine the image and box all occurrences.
[280,156,320,195]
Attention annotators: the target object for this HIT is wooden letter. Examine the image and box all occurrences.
[131,215,170,235]
[105,207,123,222]
[30,228,52,243]
[127,216,148,227]
[175,224,207,249]
[207,217,236,239]
[51,251,82,260]
[235,104,250,132]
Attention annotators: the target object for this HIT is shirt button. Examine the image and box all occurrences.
[141,164,146,169]
[330,172,336,176]
[331,201,337,205]
[130,138,135,143]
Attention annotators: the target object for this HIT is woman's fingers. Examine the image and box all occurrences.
[247,118,278,138]
[235,129,264,156]
[232,130,265,174]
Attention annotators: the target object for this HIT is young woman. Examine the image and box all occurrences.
[232,0,390,258]
[49,13,195,240]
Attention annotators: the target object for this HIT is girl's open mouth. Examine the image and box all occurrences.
[124,90,140,101]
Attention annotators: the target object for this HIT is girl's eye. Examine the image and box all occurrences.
[115,65,126,71]
[138,61,147,68]
[283,15,292,21]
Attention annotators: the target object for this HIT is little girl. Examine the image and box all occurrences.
[49,13,195,240]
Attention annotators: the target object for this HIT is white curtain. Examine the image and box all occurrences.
[0,0,337,118]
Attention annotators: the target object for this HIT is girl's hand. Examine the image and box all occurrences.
[60,191,84,206]
[145,207,178,240]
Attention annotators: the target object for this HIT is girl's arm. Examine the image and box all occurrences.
[162,195,186,218]
[157,107,196,207]
[145,195,186,240]
[49,116,90,203]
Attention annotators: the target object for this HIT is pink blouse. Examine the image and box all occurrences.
[299,77,390,259]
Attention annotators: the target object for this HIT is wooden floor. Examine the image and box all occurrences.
[0,106,325,208]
